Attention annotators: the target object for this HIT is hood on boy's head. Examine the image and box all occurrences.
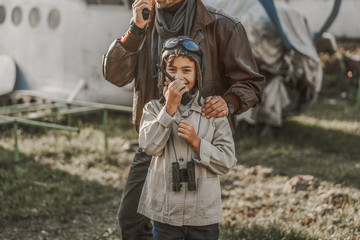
[158,36,204,104]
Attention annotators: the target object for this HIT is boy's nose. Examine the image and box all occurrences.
[175,72,181,79]
[175,71,184,80]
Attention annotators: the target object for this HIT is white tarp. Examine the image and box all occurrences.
[205,0,323,127]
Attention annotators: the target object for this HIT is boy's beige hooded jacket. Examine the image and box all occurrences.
[137,91,237,226]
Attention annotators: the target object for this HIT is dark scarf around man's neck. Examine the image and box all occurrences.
[151,0,196,78]
[166,1,185,15]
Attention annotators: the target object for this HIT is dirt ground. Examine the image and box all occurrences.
[2,161,359,240]
[1,40,360,240]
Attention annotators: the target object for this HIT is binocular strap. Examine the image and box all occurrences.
[170,114,202,192]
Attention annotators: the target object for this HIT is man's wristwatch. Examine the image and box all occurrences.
[225,99,234,115]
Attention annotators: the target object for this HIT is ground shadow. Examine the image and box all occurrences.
[278,120,360,157]
[235,120,360,188]
[0,146,122,239]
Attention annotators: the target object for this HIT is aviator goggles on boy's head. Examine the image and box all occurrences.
[163,36,202,57]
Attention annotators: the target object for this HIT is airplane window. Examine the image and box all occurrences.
[0,6,5,24]
[12,6,22,26]
[48,9,60,29]
[86,0,125,5]
[29,7,40,27]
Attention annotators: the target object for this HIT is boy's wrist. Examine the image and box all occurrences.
[192,137,201,154]
[165,104,177,116]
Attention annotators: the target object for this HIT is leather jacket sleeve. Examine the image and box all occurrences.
[102,39,138,87]
[222,22,265,114]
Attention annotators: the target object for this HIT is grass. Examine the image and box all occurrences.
[0,111,136,239]
[220,223,316,240]
[1,73,360,239]
[0,147,122,239]
[235,100,360,189]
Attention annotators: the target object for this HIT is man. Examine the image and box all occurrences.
[102,0,265,239]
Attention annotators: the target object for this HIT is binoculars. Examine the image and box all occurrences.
[172,161,196,192]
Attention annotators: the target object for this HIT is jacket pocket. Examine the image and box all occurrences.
[143,169,166,212]
[196,177,222,216]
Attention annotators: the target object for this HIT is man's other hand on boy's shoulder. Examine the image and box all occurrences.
[201,96,229,118]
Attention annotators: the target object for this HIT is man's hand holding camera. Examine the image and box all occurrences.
[132,0,154,29]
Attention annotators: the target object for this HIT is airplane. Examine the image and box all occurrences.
[0,0,347,126]
[0,0,134,106]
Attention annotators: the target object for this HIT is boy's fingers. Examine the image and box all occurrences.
[178,123,188,131]
[179,120,191,128]
[179,88,189,95]
[182,120,194,128]
[168,79,180,86]
[179,123,192,132]
[175,83,186,92]
[178,132,186,139]
[178,127,189,134]
[169,80,184,90]
[178,131,190,139]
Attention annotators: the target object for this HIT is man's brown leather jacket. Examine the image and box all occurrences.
[102,0,265,132]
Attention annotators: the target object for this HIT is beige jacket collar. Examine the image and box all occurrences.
[175,91,203,121]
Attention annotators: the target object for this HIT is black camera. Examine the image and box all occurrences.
[172,161,196,192]
[142,8,150,20]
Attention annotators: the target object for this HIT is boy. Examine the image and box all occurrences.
[138,36,237,240]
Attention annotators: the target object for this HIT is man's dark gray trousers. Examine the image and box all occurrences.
[118,148,153,240]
